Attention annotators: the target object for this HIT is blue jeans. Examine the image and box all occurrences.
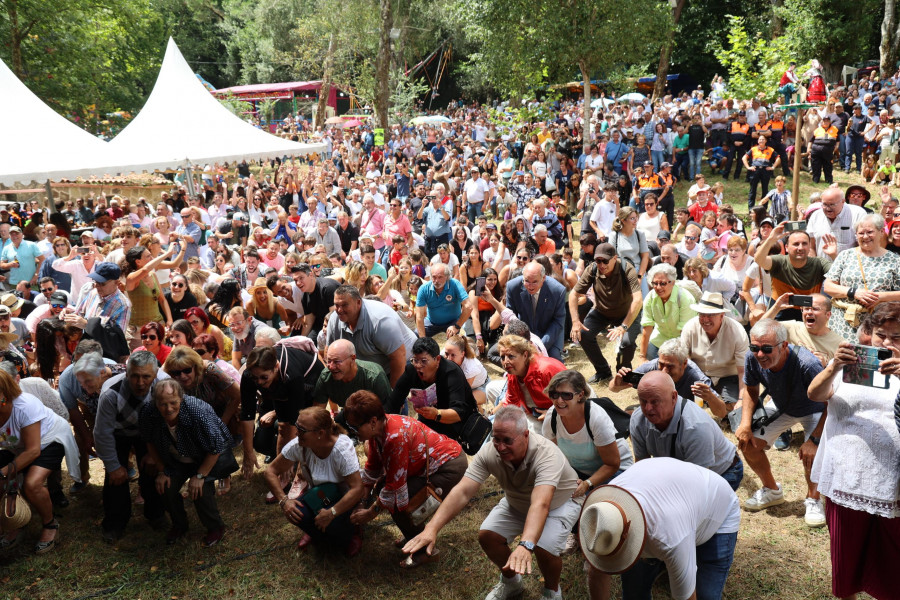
[720,456,744,492]
[621,531,737,600]
[296,495,355,550]
[846,136,864,171]
[688,149,704,179]
[646,342,659,361]
[466,202,483,222]
[779,83,797,105]
[650,150,666,172]
[673,152,689,180]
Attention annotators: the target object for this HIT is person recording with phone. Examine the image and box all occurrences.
[759,293,843,365]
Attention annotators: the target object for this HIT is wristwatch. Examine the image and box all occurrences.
[518,540,536,552]
[194,472,206,480]
[330,506,338,517]
[435,409,443,422]
[585,479,594,489]
[808,435,820,446]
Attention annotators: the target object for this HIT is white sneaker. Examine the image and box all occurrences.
[804,497,826,527]
[744,484,785,511]
[485,575,524,600]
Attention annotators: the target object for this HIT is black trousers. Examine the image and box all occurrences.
[747,168,772,210]
[578,308,640,378]
[810,149,834,184]
[723,145,746,179]
[162,463,226,533]
[102,435,165,533]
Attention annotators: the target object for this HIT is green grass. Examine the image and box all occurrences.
[0,164,877,599]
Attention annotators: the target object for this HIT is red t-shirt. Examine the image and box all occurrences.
[689,201,718,223]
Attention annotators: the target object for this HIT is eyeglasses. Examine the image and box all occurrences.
[410,356,434,366]
[325,357,349,366]
[40,287,54,294]
[491,434,520,446]
[294,423,310,435]
[141,334,157,341]
[650,281,671,287]
[749,344,776,354]
[53,243,67,248]
[595,257,611,265]
[171,282,185,288]
[50,303,65,309]
[548,391,576,401]
[685,236,698,241]
[169,367,193,377]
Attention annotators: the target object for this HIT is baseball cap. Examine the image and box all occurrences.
[49,291,68,305]
[657,230,671,240]
[8,226,21,234]
[594,242,617,260]
[759,217,776,228]
[87,262,122,284]
[232,212,247,222]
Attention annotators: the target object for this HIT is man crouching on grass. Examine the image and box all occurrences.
[403,405,580,600]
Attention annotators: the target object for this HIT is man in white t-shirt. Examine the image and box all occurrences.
[581,457,740,600]
[675,224,702,259]
[462,168,490,221]
[589,183,618,241]
[805,186,866,256]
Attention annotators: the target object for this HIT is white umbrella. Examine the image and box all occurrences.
[590,98,615,109]
[618,93,646,103]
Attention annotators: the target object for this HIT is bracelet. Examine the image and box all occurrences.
[476,334,483,339]
[278,496,290,507]
[847,287,857,301]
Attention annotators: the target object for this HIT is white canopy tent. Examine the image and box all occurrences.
[105,38,325,173]
[0,60,111,187]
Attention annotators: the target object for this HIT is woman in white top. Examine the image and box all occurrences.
[531,151,549,193]
[541,370,632,497]
[712,236,754,324]
[808,302,900,600]
[443,334,488,409]
[0,371,80,554]
[635,193,668,241]
[263,406,364,556]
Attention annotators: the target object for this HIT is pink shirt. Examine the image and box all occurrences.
[383,213,412,245]
[361,208,386,249]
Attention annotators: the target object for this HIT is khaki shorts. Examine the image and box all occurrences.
[479,496,581,557]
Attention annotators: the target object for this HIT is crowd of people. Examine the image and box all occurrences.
[0,82,899,600]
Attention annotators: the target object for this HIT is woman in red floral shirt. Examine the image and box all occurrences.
[346,390,467,568]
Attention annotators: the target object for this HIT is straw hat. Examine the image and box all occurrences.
[579,485,646,574]
[688,291,728,315]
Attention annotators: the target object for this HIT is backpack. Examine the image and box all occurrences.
[550,397,632,441]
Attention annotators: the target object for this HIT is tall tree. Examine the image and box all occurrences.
[374,0,394,130]
[653,0,688,100]
[881,0,900,78]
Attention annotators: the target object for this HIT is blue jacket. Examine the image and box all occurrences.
[505,275,567,353]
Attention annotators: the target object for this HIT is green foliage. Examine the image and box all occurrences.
[776,0,879,69]
[714,16,794,101]
[389,68,430,124]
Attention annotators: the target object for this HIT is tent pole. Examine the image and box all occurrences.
[45,180,56,213]
[184,163,196,198]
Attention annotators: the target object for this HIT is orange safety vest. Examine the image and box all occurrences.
[814,125,839,140]
[749,146,775,162]
[637,173,663,190]
[730,122,750,144]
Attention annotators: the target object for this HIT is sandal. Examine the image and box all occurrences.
[399,547,441,569]
[34,520,59,555]
[0,529,24,552]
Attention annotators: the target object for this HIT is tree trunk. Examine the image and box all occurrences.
[374,0,393,131]
[315,33,336,129]
[652,0,687,101]
[580,61,592,148]
[6,0,25,78]
[881,0,900,78]
[771,0,784,37]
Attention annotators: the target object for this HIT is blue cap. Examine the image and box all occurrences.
[88,262,122,284]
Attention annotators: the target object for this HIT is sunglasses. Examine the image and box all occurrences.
[595,257,611,265]
[141,334,158,341]
[685,236,698,241]
[40,288,54,294]
[548,391,576,401]
[50,303,65,309]
[171,283,185,288]
[749,344,777,354]
[169,367,193,377]
[311,264,322,269]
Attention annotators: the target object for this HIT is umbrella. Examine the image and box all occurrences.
[424,115,451,123]
[409,116,429,125]
[343,119,363,128]
[325,116,345,125]
[618,92,646,103]
[590,98,615,109]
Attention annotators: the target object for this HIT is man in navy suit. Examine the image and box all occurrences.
[505,262,567,360]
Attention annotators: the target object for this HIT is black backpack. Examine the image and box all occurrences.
[550,397,631,441]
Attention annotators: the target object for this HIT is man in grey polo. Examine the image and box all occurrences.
[629,371,743,491]
[325,285,417,386]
